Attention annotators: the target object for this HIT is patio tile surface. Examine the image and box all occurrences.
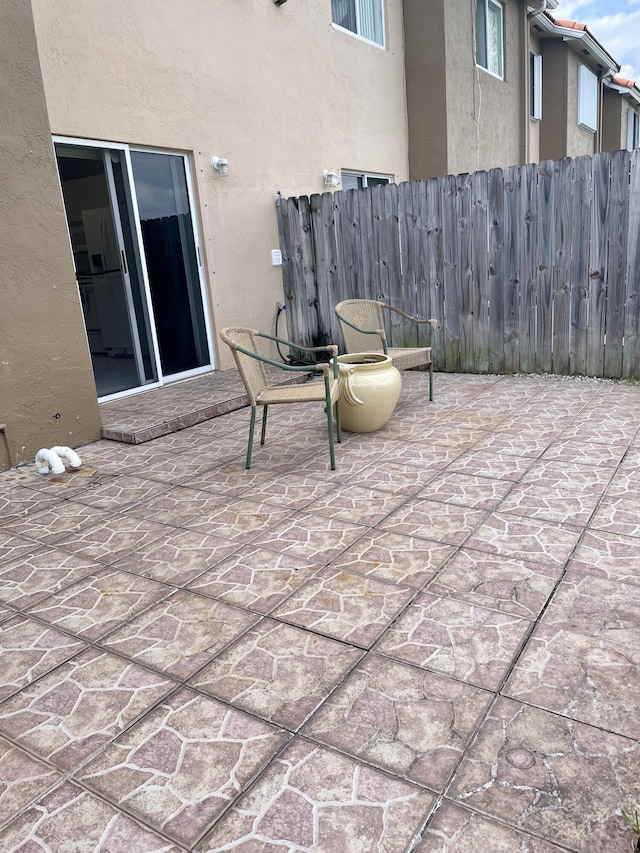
[1,371,640,851]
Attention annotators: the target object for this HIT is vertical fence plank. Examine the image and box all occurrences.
[358,187,375,299]
[472,171,490,373]
[277,195,317,347]
[457,173,474,372]
[519,163,537,373]
[398,180,416,329]
[623,149,640,378]
[586,152,610,377]
[535,160,556,373]
[503,165,521,373]
[569,156,591,375]
[336,189,363,304]
[442,174,461,371]
[411,180,431,349]
[552,158,572,375]
[426,177,445,369]
[488,167,505,374]
[311,191,341,349]
[604,149,630,378]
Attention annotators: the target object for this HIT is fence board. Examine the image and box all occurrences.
[552,158,572,374]
[358,187,375,300]
[623,149,640,377]
[586,152,610,377]
[604,150,629,378]
[456,174,474,372]
[277,195,317,347]
[488,167,505,374]
[503,165,521,373]
[426,178,445,370]
[426,177,445,369]
[472,170,490,373]
[311,192,341,348]
[535,160,556,373]
[442,174,461,371]
[569,156,591,375]
[412,180,430,340]
[519,163,537,373]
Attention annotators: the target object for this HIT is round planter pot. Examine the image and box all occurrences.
[335,352,402,433]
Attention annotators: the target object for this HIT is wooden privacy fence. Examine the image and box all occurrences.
[276,149,640,379]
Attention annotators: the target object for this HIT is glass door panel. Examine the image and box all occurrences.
[130,151,209,377]
[55,143,155,397]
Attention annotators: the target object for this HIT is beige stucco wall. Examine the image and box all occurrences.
[444,0,524,176]
[403,0,448,180]
[566,53,598,157]
[602,90,626,153]
[31,0,409,371]
[539,39,567,161]
[0,0,101,471]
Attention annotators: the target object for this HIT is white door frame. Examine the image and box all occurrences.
[53,135,215,401]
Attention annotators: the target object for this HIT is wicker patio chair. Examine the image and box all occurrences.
[335,299,438,401]
[219,327,341,470]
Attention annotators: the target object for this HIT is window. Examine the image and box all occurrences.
[628,108,640,150]
[331,0,385,47]
[578,64,598,132]
[530,52,542,120]
[475,0,504,79]
[341,171,391,190]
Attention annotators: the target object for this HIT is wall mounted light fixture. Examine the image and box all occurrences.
[323,170,340,188]
[273,0,287,5]
[211,156,229,176]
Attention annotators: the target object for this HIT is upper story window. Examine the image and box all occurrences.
[578,64,598,132]
[331,0,385,48]
[530,52,542,120]
[341,171,391,190]
[475,0,504,79]
[628,108,640,150]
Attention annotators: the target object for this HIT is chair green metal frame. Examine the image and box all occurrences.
[220,327,342,470]
[335,299,437,401]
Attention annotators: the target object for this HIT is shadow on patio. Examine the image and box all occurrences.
[0,370,639,851]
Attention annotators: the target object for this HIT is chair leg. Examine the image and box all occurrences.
[429,362,433,402]
[246,406,257,469]
[324,379,336,470]
[335,400,342,444]
[260,405,268,445]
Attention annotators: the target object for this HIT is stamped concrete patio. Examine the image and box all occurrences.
[1,370,639,852]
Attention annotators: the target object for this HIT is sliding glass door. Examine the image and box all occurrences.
[55,139,213,400]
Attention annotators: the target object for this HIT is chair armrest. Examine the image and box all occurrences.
[382,306,437,330]
[257,331,338,359]
[335,311,386,342]
[233,344,327,373]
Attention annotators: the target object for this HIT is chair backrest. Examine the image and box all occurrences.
[219,327,268,405]
[335,299,386,354]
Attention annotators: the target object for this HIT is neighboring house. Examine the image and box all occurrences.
[0,0,634,471]
[534,15,620,161]
[403,0,560,179]
[603,76,640,153]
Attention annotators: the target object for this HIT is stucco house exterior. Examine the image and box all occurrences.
[1,0,637,471]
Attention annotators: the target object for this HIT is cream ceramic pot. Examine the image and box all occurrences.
[335,353,402,433]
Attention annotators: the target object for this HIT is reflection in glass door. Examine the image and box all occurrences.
[130,151,209,378]
[55,140,212,399]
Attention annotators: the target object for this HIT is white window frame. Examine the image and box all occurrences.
[578,64,598,132]
[341,170,392,190]
[331,0,386,49]
[475,0,504,80]
[628,107,640,150]
[530,52,542,120]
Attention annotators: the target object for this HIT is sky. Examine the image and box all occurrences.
[552,0,640,81]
